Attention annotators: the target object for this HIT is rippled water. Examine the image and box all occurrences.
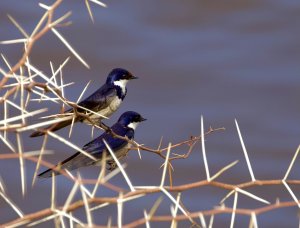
[1,0,300,227]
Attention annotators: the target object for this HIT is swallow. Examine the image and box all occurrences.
[38,111,146,178]
[30,68,138,137]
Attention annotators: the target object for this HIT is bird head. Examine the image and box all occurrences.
[106,68,138,88]
[118,111,147,130]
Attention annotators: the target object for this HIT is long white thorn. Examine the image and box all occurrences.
[103,139,135,192]
[1,53,19,83]
[73,103,109,119]
[69,212,74,228]
[208,215,214,228]
[210,160,239,181]
[107,217,112,228]
[38,3,51,10]
[80,184,93,226]
[85,0,94,23]
[201,115,210,181]
[199,213,207,228]
[63,182,79,212]
[230,191,238,228]
[235,119,256,181]
[117,193,123,228]
[27,214,59,227]
[171,192,181,228]
[90,202,110,212]
[251,212,258,228]
[50,11,72,27]
[0,132,16,152]
[160,187,190,221]
[20,68,25,125]
[0,38,27,44]
[51,172,56,210]
[0,191,24,218]
[3,99,8,139]
[48,131,97,161]
[149,196,163,218]
[118,194,146,203]
[16,133,26,196]
[16,115,71,133]
[30,9,48,37]
[32,135,48,186]
[68,115,76,138]
[76,80,91,103]
[30,97,60,102]
[89,0,107,7]
[7,14,29,38]
[220,190,235,204]
[160,143,171,187]
[30,89,59,104]
[144,210,150,228]
[51,28,90,69]
[60,67,65,109]
[282,180,300,208]
[50,61,56,84]
[48,57,70,86]
[92,152,107,197]
[236,188,270,205]
[0,108,47,125]
[6,99,29,114]
[65,170,92,198]
[25,63,61,92]
[283,145,300,180]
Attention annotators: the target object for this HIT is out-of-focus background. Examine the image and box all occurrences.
[1,0,300,227]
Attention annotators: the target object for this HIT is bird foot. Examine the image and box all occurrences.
[107,161,117,171]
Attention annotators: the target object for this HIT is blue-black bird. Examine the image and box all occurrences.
[30,68,138,137]
[38,111,146,178]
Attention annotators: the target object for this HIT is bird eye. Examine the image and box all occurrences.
[123,74,131,79]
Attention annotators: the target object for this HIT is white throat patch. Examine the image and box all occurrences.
[128,122,139,130]
[113,79,128,94]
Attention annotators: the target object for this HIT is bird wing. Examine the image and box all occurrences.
[31,85,117,137]
[75,84,117,114]
[38,125,134,178]
[82,131,130,158]
[58,127,134,169]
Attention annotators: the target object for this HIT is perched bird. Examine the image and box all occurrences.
[38,111,146,178]
[30,68,138,137]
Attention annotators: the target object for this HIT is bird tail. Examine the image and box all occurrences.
[37,167,62,178]
[38,152,86,178]
[30,118,74,137]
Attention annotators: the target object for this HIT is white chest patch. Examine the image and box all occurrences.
[109,96,122,111]
[113,79,128,94]
[128,122,139,130]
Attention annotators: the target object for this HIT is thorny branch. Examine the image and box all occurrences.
[1,1,300,228]
[2,153,300,228]
[0,0,63,91]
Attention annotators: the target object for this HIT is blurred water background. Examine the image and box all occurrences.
[0,0,300,227]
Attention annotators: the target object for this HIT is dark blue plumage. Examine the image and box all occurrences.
[38,111,146,178]
[30,68,137,137]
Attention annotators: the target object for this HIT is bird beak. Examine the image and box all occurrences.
[140,117,147,122]
[131,75,139,80]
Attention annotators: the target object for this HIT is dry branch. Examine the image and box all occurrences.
[1,1,300,228]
